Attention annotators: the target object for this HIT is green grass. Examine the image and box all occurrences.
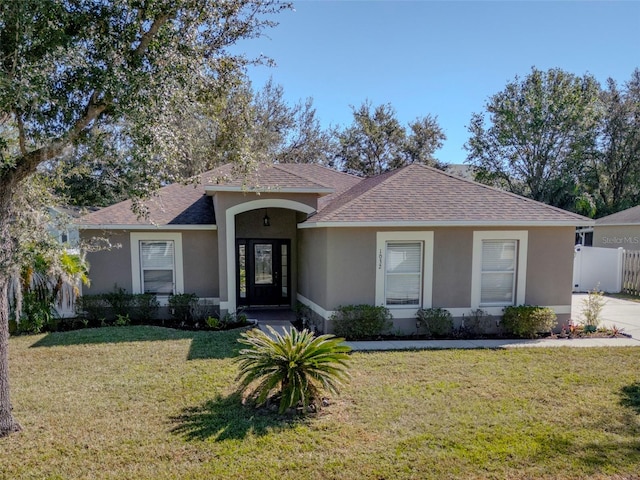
[2,326,640,479]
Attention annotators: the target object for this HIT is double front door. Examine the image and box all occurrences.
[237,239,290,306]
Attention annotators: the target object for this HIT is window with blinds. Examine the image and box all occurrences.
[385,242,422,305]
[140,241,175,294]
[480,240,517,306]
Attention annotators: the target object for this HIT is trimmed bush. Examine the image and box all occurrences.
[76,294,110,326]
[502,305,557,338]
[168,293,199,327]
[236,327,351,413]
[130,294,160,323]
[416,307,453,337]
[330,305,392,340]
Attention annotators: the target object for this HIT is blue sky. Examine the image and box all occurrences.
[236,0,640,164]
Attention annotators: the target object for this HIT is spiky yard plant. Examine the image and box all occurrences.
[236,327,351,414]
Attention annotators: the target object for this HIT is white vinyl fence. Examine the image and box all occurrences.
[572,245,623,293]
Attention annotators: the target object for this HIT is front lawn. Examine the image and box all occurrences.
[2,326,640,479]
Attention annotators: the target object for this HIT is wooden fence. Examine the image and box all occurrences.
[622,250,640,296]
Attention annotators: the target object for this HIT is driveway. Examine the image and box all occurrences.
[572,293,640,340]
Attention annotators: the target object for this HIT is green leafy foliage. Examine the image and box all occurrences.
[336,101,446,177]
[581,288,606,331]
[330,305,393,340]
[236,327,351,413]
[168,293,199,327]
[502,305,557,338]
[465,67,601,213]
[416,307,453,337]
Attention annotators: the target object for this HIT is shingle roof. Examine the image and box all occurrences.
[307,164,590,226]
[78,163,359,227]
[595,205,640,226]
[79,182,215,226]
[78,162,590,228]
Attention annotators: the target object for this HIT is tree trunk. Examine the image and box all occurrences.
[0,277,21,437]
[0,184,21,437]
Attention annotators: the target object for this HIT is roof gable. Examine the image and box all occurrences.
[306,164,591,226]
[595,205,640,226]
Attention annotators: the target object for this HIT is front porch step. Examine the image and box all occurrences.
[257,320,295,337]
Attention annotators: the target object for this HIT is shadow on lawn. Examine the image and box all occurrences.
[29,326,245,360]
[620,382,640,414]
[170,392,304,442]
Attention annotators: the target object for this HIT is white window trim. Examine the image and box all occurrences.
[471,231,528,310]
[131,232,184,295]
[375,231,434,314]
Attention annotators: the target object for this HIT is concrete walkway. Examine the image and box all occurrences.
[257,294,640,351]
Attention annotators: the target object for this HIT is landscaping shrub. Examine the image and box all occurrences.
[236,327,351,413]
[75,294,110,326]
[502,305,557,338]
[463,309,494,337]
[14,291,58,334]
[130,294,160,323]
[168,293,199,327]
[416,307,453,337]
[581,287,605,332]
[330,305,392,340]
[103,286,134,319]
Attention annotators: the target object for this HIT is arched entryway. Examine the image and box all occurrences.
[223,199,315,313]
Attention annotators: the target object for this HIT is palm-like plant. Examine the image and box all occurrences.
[236,326,351,414]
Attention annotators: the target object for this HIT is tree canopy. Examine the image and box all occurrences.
[465,67,601,213]
[0,0,291,437]
[465,67,640,218]
[335,101,446,177]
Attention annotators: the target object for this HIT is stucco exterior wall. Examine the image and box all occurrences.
[525,227,574,306]
[432,229,473,308]
[81,230,132,294]
[182,230,219,297]
[81,229,218,298]
[297,228,328,309]
[297,226,574,334]
[212,191,318,307]
[593,225,640,250]
[325,228,376,306]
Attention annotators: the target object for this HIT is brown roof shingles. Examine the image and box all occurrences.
[595,205,640,225]
[309,164,590,224]
[79,182,215,226]
[79,162,590,227]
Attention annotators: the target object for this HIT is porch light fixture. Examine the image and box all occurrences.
[263,209,270,227]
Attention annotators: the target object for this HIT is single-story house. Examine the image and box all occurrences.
[78,163,590,333]
[592,205,640,250]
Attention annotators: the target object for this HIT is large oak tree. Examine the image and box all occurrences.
[0,0,290,437]
[465,67,601,213]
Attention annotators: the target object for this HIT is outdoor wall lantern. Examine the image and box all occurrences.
[263,209,271,227]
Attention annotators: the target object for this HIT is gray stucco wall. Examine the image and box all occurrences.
[213,191,318,305]
[432,229,473,308]
[81,229,218,297]
[182,230,219,297]
[525,227,574,306]
[593,225,640,250]
[298,226,575,333]
[297,227,328,308]
[81,230,132,294]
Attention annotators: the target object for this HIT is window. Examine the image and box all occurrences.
[385,242,422,305]
[140,241,175,294]
[471,231,527,311]
[480,240,517,306]
[375,232,434,309]
[131,232,184,295]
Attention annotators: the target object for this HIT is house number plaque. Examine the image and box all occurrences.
[378,249,382,269]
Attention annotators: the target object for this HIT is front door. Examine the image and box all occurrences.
[237,239,291,306]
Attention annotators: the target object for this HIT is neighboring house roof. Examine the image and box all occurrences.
[78,162,591,229]
[304,164,591,227]
[595,205,640,226]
